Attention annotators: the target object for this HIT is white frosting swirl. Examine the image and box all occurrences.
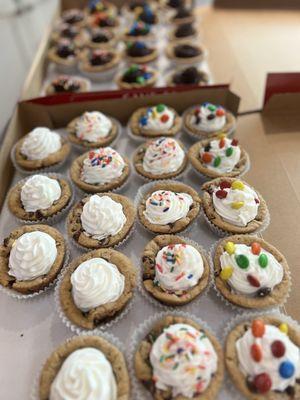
[75,111,112,142]
[50,348,117,400]
[143,138,185,175]
[20,175,61,212]
[20,127,62,161]
[220,243,283,295]
[81,147,125,185]
[200,137,241,174]
[71,257,124,311]
[154,244,204,292]
[81,195,126,240]
[212,183,259,227]
[8,231,57,281]
[191,103,226,132]
[150,323,218,397]
[236,324,300,392]
[139,105,175,131]
[143,190,193,225]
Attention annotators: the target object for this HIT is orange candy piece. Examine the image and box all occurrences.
[251,242,261,255]
[219,138,226,148]
[251,343,263,362]
[202,152,213,163]
[252,319,265,338]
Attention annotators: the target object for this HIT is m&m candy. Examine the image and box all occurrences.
[216,190,227,199]
[213,156,221,167]
[202,152,213,163]
[258,254,268,268]
[235,254,249,269]
[226,147,233,157]
[253,373,272,393]
[231,180,244,190]
[220,266,233,280]
[231,201,244,210]
[219,138,225,148]
[279,323,289,334]
[225,241,235,255]
[251,343,262,362]
[220,181,231,190]
[251,319,265,337]
[279,361,295,379]
[251,242,261,255]
[271,340,286,358]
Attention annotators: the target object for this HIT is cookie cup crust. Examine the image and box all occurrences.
[225,315,300,400]
[138,181,201,234]
[201,177,268,234]
[45,78,89,95]
[142,235,210,305]
[129,106,182,138]
[39,335,130,400]
[133,139,187,180]
[214,235,290,308]
[67,193,135,249]
[59,248,136,329]
[48,48,77,67]
[79,50,121,72]
[0,224,66,294]
[135,315,224,400]
[70,152,130,193]
[125,48,159,64]
[188,139,249,179]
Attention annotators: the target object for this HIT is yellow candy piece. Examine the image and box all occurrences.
[135,6,143,14]
[220,266,233,280]
[231,201,244,210]
[225,241,236,255]
[232,180,245,191]
[279,323,288,334]
[217,133,226,139]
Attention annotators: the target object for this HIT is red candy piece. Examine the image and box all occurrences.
[220,181,231,190]
[271,340,286,358]
[89,151,95,159]
[161,114,170,123]
[219,138,226,148]
[251,343,263,362]
[255,198,260,204]
[202,152,213,163]
[251,242,261,255]
[247,274,260,288]
[231,138,239,146]
[216,108,225,117]
[216,190,228,199]
[254,373,272,394]
[252,319,265,338]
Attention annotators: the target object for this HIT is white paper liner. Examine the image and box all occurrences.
[31,330,126,400]
[209,237,292,312]
[128,310,221,400]
[126,119,183,143]
[78,62,120,83]
[66,117,122,152]
[134,180,202,235]
[138,236,213,310]
[8,173,75,225]
[40,75,91,96]
[182,106,236,141]
[222,311,300,400]
[10,135,69,176]
[0,245,70,300]
[54,263,137,334]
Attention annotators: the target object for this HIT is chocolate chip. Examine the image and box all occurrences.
[73,231,81,241]
[35,210,44,220]
[204,144,211,152]
[256,287,271,297]
[286,386,295,397]
[246,376,257,392]
[207,113,215,120]
[195,116,201,124]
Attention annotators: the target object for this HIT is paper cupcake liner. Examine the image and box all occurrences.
[11,142,69,176]
[134,180,201,235]
[66,117,122,152]
[222,311,300,400]
[128,310,219,400]
[40,75,91,96]
[8,173,75,226]
[126,120,183,143]
[78,63,120,83]
[182,106,236,141]
[54,265,137,334]
[209,237,291,312]
[0,245,70,300]
[31,330,126,400]
[51,62,78,75]
[137,236,213,310]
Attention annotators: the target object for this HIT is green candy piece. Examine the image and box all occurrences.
[208,104,216,112]
[137,76,145,84]
[128,65,138,73]
[235,254,249,269]
[156,104,165,113]
[213,156,221,167]
[226,147,234,157]
[258,253,268,268]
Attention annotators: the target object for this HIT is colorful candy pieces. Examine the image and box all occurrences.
[253,373,272,393]
[271,340,286,358]
[220,266,233,280]
[279,323,289,334]
[279,361,295,378]
[251,242,261,255]
[235,254,249,269]
[258,253,268,268]
[225,241,235,255]
[231,201,244,210]
[231,180,244,190]
[251,343,262,362]
[251,319,265,337]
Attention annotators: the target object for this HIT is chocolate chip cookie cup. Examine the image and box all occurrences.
[224,313,300,400]
[124,41,159,65]
[67,193,136,250]
[183,103,236,140]
[140,235,211,307]
[130,312,224,400]
[67,112,120,150]
[136,180,201,234]
[78,48,121,82]
[212,235,291,310]
[55,248,136,332]
[133,137,188,181]
[166,41,206,66]
[115,64,158,89]
[202,178,269,236]
[36,333,130,400]
[42,75,91,96]
[167,66,210,86]
[188,136,250,180]
[128,104,182,141]
[70,147,130,193]
[0,224,68,299]
[7,173,74,225]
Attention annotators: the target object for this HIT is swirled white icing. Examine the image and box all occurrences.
[75,111,112,142]
[20,127,62,160]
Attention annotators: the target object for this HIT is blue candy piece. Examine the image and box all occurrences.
[135,41,146,49]
[139,116,148,126]
[279,361,295,379]
[143,72,152,79]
